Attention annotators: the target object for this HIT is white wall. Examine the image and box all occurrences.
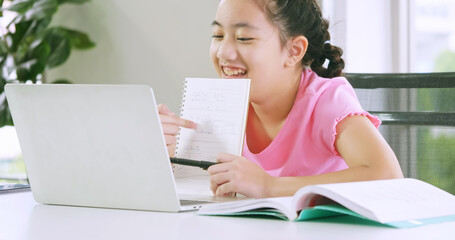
[322,0,393,73]
[47,1,220,112]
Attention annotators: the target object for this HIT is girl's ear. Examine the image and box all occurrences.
[285,36,308,67]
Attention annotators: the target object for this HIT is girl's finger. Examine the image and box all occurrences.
[161,123,180,135]
[216,152,238,163]
[157,104,175,116]
[210,172,231,192]
[215,182,236,196]
[164,135,177,146]
[207,162,231,175]
[160,114,197,129]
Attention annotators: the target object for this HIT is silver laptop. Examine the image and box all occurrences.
[5,84,233,212]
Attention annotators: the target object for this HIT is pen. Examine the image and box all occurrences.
[170,157,216,170]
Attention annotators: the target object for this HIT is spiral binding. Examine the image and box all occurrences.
[174,79,188,156]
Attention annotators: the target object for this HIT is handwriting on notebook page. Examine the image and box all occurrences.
[175,78,250,162]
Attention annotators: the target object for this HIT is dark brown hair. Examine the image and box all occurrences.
[254,0,345,78]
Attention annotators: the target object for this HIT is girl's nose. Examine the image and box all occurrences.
[216,39,237,61]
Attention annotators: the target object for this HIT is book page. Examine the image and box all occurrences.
[198,197,297,220]
[294,178,455,223]
[174,78,250,177]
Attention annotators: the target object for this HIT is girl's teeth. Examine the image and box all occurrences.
[223,68,245,76]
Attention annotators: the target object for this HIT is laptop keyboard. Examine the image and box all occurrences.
[180,199,213,206]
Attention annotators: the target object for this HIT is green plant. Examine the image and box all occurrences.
[0,0,95,127]
[417,128,455,194]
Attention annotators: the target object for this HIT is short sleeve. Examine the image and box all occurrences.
[311,78,381,156]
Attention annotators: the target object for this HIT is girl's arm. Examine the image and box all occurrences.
[208,115,403,198]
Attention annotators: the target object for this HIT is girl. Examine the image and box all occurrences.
[158,0,403,198]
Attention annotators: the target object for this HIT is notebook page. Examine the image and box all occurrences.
[175,78,250,163]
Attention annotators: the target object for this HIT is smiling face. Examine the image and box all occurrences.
[210,0,293,103]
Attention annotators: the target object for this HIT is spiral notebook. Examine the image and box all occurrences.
[174,78,251,177]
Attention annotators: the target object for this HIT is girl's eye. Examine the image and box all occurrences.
[212,35,224,40]
[237,37,253,42]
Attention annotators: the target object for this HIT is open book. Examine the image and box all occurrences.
[198,178,455,228]
[173,78,250,177]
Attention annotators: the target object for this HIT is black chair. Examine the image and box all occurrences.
[345,72,455,194]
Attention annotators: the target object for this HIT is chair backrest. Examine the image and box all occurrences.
[345,72,455,194]
[345,72,455,126]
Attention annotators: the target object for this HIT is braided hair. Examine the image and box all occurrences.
[253,0,345,78]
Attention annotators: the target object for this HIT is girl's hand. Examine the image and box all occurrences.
[157,104,197,156]
[208,153,274,198]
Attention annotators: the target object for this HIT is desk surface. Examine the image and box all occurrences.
[1,189,455,240]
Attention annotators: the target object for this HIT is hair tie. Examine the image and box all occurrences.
[324,40,331,45]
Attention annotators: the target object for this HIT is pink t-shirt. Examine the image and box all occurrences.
[242,69,381,177]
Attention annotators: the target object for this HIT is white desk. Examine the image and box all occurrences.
[1,191,455,240]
